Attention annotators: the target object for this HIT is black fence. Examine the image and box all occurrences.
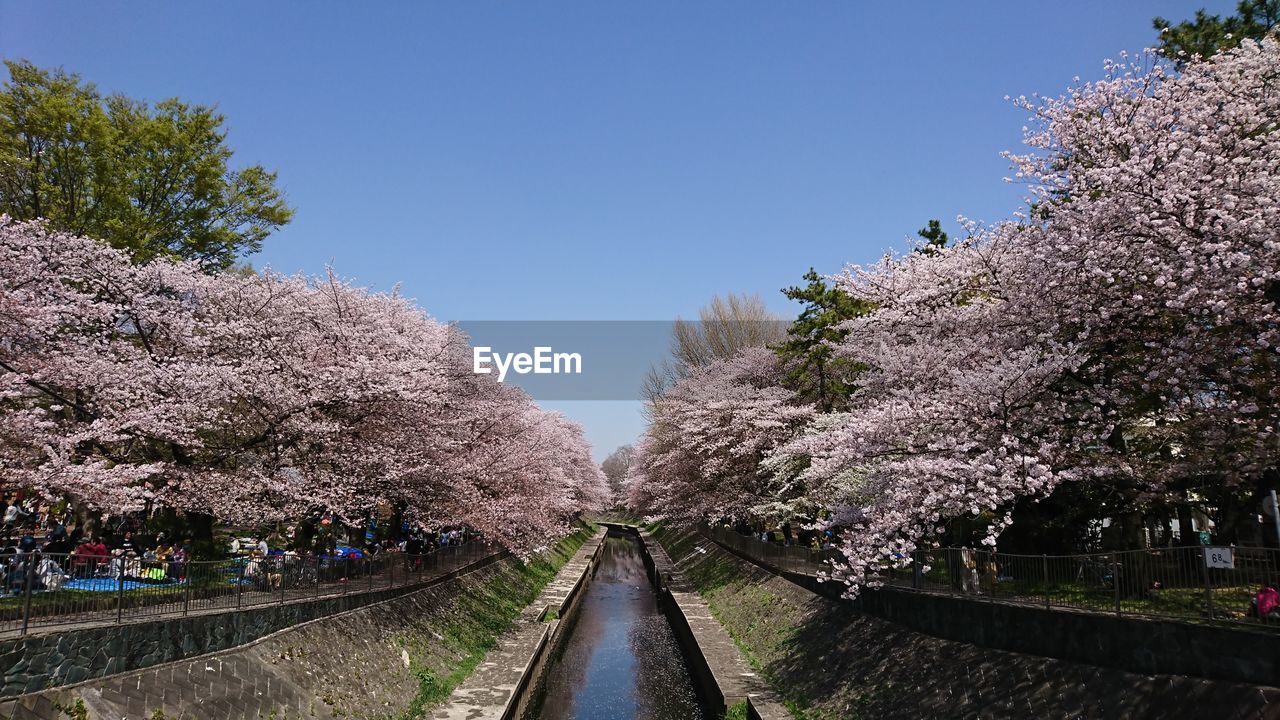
[703,526,1280,629]
[0,542,494,637]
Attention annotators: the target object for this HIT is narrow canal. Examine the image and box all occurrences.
[531,529,709,720]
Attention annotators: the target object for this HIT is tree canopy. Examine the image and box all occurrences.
[627,38,1280,592]
[0,60,293,271]
[0,218,607,554]
[1154,0,1279,63]
[774,269,871,412]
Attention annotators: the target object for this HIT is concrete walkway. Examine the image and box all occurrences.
[639,528,792,720]
[432,528,605,720]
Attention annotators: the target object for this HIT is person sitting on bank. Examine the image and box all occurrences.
[1253,583,1279,619]
[73,535,109,578]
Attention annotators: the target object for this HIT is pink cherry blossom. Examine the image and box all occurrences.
[785,39,1280,591]
[0,218,603,555]
[627,347,815,525]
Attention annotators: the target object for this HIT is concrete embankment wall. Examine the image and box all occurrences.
[633,527,792,720]
[0,551,504,703]
[654,525,1280,720]
[500,530,605,720]
[486,523,791,720]
[715,535,1280,689]
[858,584,1280,689]
[432,527,606,720]
[0,551,519,720]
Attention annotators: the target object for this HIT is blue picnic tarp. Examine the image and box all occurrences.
[62,577,184,592]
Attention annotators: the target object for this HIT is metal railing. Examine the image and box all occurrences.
[702,525,842,575]
[703,526,1280,630]
[0,542,495,637]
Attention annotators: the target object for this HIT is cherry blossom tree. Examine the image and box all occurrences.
[628,347,814,525]
[780,39,1280,591]
[0,217,601,554]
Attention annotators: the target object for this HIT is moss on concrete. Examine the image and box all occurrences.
[395,525,592,719]
[651,524,1280,720]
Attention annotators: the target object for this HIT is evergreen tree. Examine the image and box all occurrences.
[1154,0,1279,65]
[775,269,872,412]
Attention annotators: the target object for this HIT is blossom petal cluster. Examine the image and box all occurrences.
[626,347,815,524]
[0,218,607,554]
[630,40,1280,592]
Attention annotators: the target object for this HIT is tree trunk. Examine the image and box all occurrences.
[1177,504,1196,546]
[181,511,218,559]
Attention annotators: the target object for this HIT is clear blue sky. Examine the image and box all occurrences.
[0,1,1228,460]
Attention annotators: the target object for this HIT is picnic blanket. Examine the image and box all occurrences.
[62,577,184,592]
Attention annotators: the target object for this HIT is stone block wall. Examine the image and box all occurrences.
[858,585,1280,688]
[0,553,506,719]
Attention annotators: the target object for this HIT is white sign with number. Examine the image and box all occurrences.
[1204,547,1234,569]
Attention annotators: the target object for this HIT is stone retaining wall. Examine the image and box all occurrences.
[432,527,605,720]
[0,551,503,701]
[0,552,508,720]
[858,584,1280,688]
[714,534,1280,689]
[636,527,792,720]
[669,525,1280,719]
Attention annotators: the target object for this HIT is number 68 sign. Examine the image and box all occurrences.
[1203,547,1234,569]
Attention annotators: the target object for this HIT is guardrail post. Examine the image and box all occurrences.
[1200,549,1214,620]
[367,557,373,593]
[279,558,286,606]
[912,552,921,589]
[1112,557,1121,616]
[183,564,192,616]
[949,549,958,596]
[116,558,126,624]
[1043,554,1050,609]
[389,556,395,588]
[20,552,36,636]
[236,560,245,610]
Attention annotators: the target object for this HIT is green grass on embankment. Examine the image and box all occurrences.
[724,700,750,720]
[651,524,875,720]
[394,522,592,719]
[651,524,1272,720]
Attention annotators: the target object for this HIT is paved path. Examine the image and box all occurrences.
[639,528,792,720]
[432,528,605,720]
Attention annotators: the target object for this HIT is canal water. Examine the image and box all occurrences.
[532,530,708,720]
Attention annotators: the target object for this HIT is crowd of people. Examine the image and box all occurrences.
[0,519,196,596]
[0,493,486,600]
[732,520,836,551]
[233,526,482,593]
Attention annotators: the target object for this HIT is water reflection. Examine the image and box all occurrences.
[534,532,706,720]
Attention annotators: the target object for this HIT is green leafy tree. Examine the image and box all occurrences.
[915,218,949,256]
[0,60,292,270]
[776,219,948,411]
[775,269,872,412]
[1154,0,1279,64]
